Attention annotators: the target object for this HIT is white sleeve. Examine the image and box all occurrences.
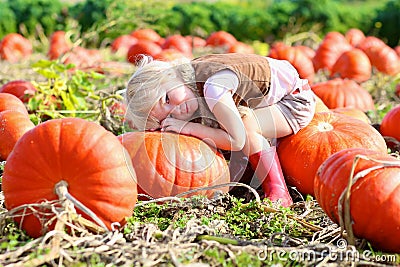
[203,69,239,111]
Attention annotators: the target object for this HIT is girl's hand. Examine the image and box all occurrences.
[160,117,192,135]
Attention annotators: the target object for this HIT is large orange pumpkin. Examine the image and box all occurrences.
[0,110,35,160]
[2,118,137,238]
[118,131,230,199]
[277,112,387,196]
[311,78,375,112]
[315,148,400,253]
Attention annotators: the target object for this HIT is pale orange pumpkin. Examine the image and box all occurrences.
[331,107,370,124]
[119,131,230,199]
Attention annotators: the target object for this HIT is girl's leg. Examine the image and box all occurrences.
[240,105,293,207]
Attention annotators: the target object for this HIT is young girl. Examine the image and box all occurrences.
[125,53,316,207]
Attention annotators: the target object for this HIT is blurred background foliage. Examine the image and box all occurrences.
[0,0,398,47]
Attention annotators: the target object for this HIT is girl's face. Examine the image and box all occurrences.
[150,79,199,123]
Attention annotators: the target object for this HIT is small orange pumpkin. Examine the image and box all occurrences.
[161,34,193,57]
[268,45,315,83]
[357,36,400,75]
[47,30,72,60]
[130,28,163,45]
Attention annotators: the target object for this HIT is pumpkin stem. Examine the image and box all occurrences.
[317,122,334,132]
[54,180,109,231]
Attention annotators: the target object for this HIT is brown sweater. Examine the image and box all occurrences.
[192,53,271,108]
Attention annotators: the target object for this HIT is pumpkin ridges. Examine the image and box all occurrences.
[3,118,137,237]
[278,112,387,196]
[315,148,400,252]
[311,78,375,112]
[119,131,229,199]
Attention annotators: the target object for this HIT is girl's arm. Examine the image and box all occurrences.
[160,92,247,151]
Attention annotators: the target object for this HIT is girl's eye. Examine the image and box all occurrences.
[165,94,170,104]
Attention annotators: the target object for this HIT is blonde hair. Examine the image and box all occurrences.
[125,55,218,131]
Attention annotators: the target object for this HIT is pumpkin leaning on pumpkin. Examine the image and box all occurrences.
[2,118,137,238]
[277,112,387,196]
[314,147,400,253]
[118,131,230,199]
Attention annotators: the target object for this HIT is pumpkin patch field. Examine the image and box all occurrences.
[0,25,399,266]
